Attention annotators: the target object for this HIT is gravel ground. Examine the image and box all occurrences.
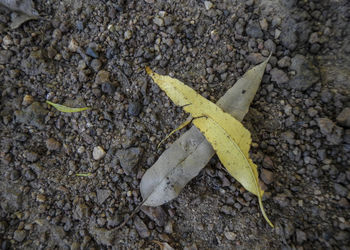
[0,0,349,249]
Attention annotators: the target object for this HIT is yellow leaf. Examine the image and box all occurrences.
[146,66,273,227]
[46,101,91,113]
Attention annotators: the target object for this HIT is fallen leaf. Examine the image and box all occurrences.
[144,56,273,227]
[76,173,92,177]
[153,240,175,250]
[46,101,91,113]
[140,58,269,208]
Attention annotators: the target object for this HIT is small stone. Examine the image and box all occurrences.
[296,229,307,244]
[36,194,46,202]
[90,59,102,72]
[288,55,320,91]
[68,39,79,52]
[204,1,213,10]
[153,17,164,27]
[86,47,99,58]
[270,68,289,85]
[247,53,265,65]
[334,183,348,197]
[317,118,334,135]
[261,169,274,185]
[124,30,132,40]
[76,21,84,31]
[116,147,143,174]
[134,215,150,238]
[224,231,237,241]
[245,21,263,38]
[46,138,61,151]
[10,169,21,181]
[336,108,350,128]
[89,227,114,246]
[13,230,27,242]
[93,146,106,160]
[338,198,350,208]
[264,39,276,53]
[128,101,142,116]
[307,107,318,117]
[101,83,115,95]
[141,206,168,226]
[25,151,39,162]
[16,102,48,129]
[259,18,268,31]
[73,203,90,220]
[0,50,13,64]
[22,95,34,106]
[3,35,12,46]
[277,56,291,68]
[96,189,111,204]
[24,169,36,181]
[107,213,122,228]
[95,70,110,85]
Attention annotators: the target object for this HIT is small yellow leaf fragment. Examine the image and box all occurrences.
[76,173,92,177]
[46,101,91,113]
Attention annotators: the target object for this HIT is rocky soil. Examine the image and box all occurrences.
[0,0,349,249]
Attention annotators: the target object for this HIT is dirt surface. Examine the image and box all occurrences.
[0,0,349,249]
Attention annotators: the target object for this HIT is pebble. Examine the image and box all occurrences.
[90,59,102,72]
[22,95,34,106]
[73,203,90,220]
[46,138,61,151]
[15,102,48,129]
[245,21,264,38]
[288,55,320,90]
[68,39,79,52]
[13,230,27,242]
[224,231,237,241]
[96,189,111,204]
[277,56,291,68]
[116,147,143,174]
[0,50,13,64]
[86,47,99,58]
[264,39,276,53]
[296,229,307,244]
[280,17,297,51]
[128,101,142,116]
[25,151,39,162]
[133,215,150,238]
[93,146,106,160]
[270,68,289,85]
[204,1,213,10]
[153,17,164,27]
[107,213,122,228]
[95,70,110,85]
[89,227,114,246]
[334,183,348,197]
[101,83,115,95]
[141,206,167,226]
[10,169,21,181]
[24,169,36,181]
[124,30,132,40]
[261,169,274,185]
[336,108,350,127]
[246,53,265,65]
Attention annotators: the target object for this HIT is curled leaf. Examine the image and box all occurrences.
[145,57,273,227]
[46,101,91,113]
